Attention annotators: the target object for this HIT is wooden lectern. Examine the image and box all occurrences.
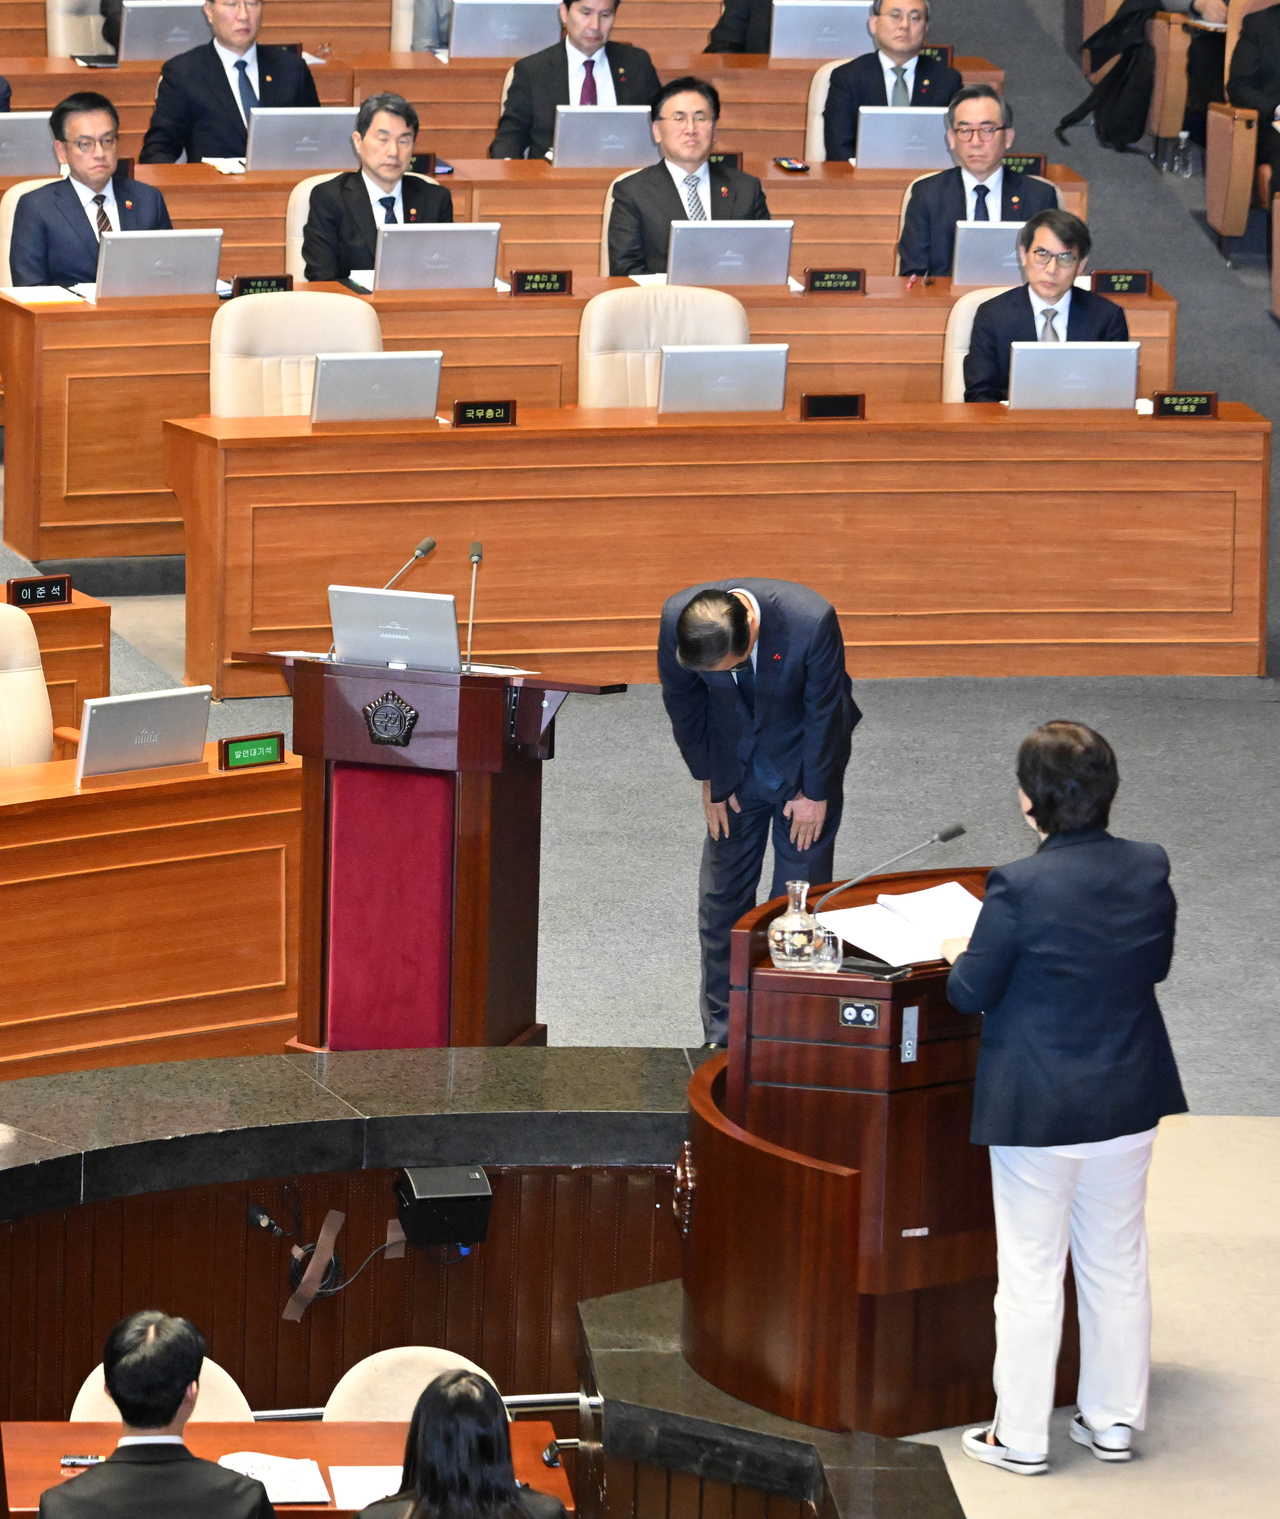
[681,866,1079,1438]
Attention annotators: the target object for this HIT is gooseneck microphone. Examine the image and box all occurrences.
[464,541,482,672]
[813,823,966,913]
[382,535,437,591]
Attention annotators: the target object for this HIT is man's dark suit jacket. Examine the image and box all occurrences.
[657,579,860,806]
[38,1443,274,1519]
[362,1487,567,1519]
[897,164,1058,276]
[139,42,321,163]
[302,171,454,281]
[947,828,1187,1148]
[488,40,662,159]
[704,0,771,53]
[0,76,10,111]
[1228,6,1280,119]
[823,51,963,161]
[963,283,1129,401]
[10,174,172,285]
[608,159,769,274]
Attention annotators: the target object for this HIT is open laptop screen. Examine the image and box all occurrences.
[666,221,794,286]
[75,687,212,783]
[1006,341,1140,409]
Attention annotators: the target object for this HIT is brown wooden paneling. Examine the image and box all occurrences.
[27,590,111,733]
[595,1454,812,1519]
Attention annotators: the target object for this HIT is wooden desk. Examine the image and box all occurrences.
[2,1420,574,1516]
[25,589,112,732]
[0,743,302,1079]
[164,403,1269,698]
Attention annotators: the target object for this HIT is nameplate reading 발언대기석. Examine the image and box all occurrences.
[218,732,286,770]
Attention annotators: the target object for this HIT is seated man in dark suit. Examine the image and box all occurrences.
[303,92,452,283]
[38,1310,273,1519]
[963,209,1128,403]
[823,1,962,161]
[139,0,320,163]
[608,76,769,275]
[489,0,662,159]
[11,93,172,287]
[0,77,9,111]
[897,84,1058,276]
[704,0,771,53]
[1228,1,1280,178]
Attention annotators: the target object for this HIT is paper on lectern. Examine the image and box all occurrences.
[818,880,982,965]
[217,1452,330,1503]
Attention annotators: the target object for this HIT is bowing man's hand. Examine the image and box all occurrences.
[784,793,827,851]
[702,780,741,840]
[940,936,970,964]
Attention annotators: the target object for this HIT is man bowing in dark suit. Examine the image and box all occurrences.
[139,0,320,163]
[823,1,962,162]
[659,580,860,1047]
[608,76,769,275]
[489,0,662,159]
[897,84,1057,277]
[10,93,172,288]
[964,210,1128,403]
[303,93,452,284]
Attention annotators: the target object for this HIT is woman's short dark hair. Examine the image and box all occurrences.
[51,92,119,142]
[675,589,750,669]
[398,1371,524,1519]
[356,91,420,140]
[1017,209,1092,263]
[650,76,721,122]
[103,1310,204,1428]
[1016,721,1119,835]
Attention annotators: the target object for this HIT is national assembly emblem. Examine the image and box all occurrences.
[362,690,419,747]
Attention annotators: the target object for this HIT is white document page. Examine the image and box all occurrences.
[0,285,86,304]
[877,881,983,939]
[216,1452,331,1503]
[818,881,983,965]
[329,1465,405,1509]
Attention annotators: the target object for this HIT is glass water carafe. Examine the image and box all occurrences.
[767,880,820,968]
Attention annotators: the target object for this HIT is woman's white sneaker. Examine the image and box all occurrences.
[961,1426,1048,1475]
[1070,1412,1132,1461]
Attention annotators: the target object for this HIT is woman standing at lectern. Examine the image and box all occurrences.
[940,720,1187,1476]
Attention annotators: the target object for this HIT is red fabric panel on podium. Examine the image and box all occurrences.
[326,762,454,1049]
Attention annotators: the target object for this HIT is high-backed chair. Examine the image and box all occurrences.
[893,173,1065,275]
[1205,0,1278,249]
[578,285,751,407]
[322,1346,501,1421]
[70,1358,253,1421]
[941,285,1011,401]
[501,65,515,110]
[208,290,382,416]
[0,604,55,769]
[1146,10,1194,164]
[390,0,415,51]
[599,168,645,275]
[46,0,106,56]
[805,60,854,163]
[0,178,61,283]
[284,171,445,282]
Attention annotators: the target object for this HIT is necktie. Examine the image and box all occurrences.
[1040,307,1060,342]
[91,192,110,237]
[684,173,706,221]
[891,65,910,106]
[379,196,397,224]
[734,658,756,715]
[580,57,597,105]
[234,58,258,122]
[973,183,989,221]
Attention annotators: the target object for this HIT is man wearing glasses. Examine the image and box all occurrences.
[963,209,1128,402]
[822,1,961,162]
[608,76,768,275]
[897,84,1057,277]
[139,0,320,163]
[10,93,172,287]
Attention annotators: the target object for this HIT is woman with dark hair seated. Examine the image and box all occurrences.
[940,721,1187,1478]
[358,1370,568,1519]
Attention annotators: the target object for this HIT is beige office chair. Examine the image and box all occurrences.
[46,0,106,56]
[390,0,415,51]
[0,178,61,283]
[70,1358,254,1421]
[599,168,646,275]
[940,285,1010,401]
[805,59,854,163]
[578,285,751,407]
[501,65,515,110]
[322,1346,502,1421]
[1205,0,1280,245]
[0,604,55,769]
[284,171,446,282]
[208,290,382,416]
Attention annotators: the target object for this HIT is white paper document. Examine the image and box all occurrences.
[328,1465,405,1509]
[217,1452,331,1503]
[0,285,86,304]
[204,156,247,174]
[818,880,983,966]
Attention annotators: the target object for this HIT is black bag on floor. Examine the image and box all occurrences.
[1056,0,1159,152]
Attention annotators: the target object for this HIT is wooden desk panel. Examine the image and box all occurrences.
[26,590,112,732]
[165,404,1269,698]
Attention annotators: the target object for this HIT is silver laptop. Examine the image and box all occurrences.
[552,106,660,168]
[245,108,360,171]
[952,221,1025,284]
[95,229,223,296]
[448,0,562,56]
[74,687,212,783]
[118,1,211,61]
[374,223,500,290]
[657,344,788,413]
[1007,342,1140,410]
[0,113,59,175]
[666,221,794,286]
[855,105,951,169]
[769,0,873,59]
[329,586,462,672]
[311,351,444,423]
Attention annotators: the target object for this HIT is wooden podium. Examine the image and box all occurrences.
[277,655,621,1051]
[681,866,1079,1438]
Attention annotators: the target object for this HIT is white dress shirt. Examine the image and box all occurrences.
[67,174,119,237]
[1028,283,1072,340]
[566,39,617,108]
[214,39,260,125]
[362,171,404,225]
[878,50,918,101]
[960,165,1004,222]
[665,157,710,220]
[116,1436,186,1446]
[728,587,761,676]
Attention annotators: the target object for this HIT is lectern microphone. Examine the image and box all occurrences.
[464,541,483,672]
[382,535,437,591]
[812,823,966,913]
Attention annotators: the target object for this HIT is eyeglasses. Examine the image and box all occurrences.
[951,124,1005,140]
[660,112,714,127]
[69,134,117,152]
[209,0,263,12]
[1028,247,1080,268]
[881,9,927,21]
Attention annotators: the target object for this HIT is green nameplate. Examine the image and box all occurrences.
[804,267,865,293]
[1001,153,1046,176]
[708,151,743,171]
[231,274,293,297]
[919,44,954,66]
[1152,391,1217,418]
[453,400,517,427]
[511,269,573,296]
[1091,269,1150,296]
[218,732,285,770]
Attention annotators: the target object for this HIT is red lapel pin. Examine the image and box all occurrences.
[720,185,728,197]
[773,653,782,660]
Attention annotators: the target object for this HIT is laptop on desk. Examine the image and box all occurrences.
[329,586,462,672]
[666,221,794,286]
[311,352,444,423]
[657,344,788,413]
[117,0,212,60]
[374,223,500,290]
[769,1,873,59]
[93,229,223,297]
[245,109,360,171]
[0,114,60,176]
[448,0,562,56]
[75,687,212,784]
[551,107,660,168]
[855,106,951,169]
[1006,341,1140,409]
[951,221,1025,284]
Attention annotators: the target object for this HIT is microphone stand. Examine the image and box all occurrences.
[812,827,966,914]
[464,543,482,672]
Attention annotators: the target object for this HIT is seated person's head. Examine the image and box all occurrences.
[399,1371,520,1519]
[945,85,1013,179]
[868,0,930,64]
[204,0,263,54]
[1017,208,1091,303]
[650,77,720,172]
[1016,720,1118,837]
[353,92,420,192]
[561,0,617,54]
[51,92,120,194]
[103,1310,205,1432]
[676,589,752,671]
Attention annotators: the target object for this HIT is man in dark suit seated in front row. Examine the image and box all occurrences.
[897,84,1057,277]
[11,93,171,287]
[608,76,769,275]
[38,1309,273,1519]
[139,0,320,163]
[964,210,1129,403]
[303,92,453,284]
